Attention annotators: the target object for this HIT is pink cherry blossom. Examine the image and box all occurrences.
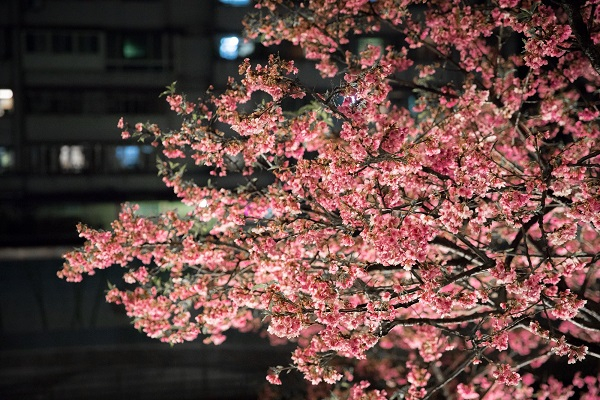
[60,1,600,399]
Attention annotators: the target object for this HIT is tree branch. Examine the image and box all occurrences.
[560,0,600,76]
[422,350,480,400]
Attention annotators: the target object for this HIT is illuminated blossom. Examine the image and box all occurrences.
[59,1,600,398]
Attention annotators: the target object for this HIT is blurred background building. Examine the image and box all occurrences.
[0,0,414,247]
[0,0,265,247]
[0,1,298,398]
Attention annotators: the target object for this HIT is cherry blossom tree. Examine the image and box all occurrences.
[59,1,600,398]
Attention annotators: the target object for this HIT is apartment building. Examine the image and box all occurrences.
[0,0,262,245]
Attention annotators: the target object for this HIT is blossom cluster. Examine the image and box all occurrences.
[61,1,600,399]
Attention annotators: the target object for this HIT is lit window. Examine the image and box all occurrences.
[0,89,14,100]
[141,145,154,154]
[0,89,14,117]
[59,145,86,172]
[219,36,255,60]
[0,147,14,172]
[107,32,166,70]
[115,145,141,169]
[238,40,255,57]
[219,0,251,6]
[219,36,239,60]
[123,37,147,59]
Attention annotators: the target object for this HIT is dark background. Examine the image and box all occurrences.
[0,1,300,398]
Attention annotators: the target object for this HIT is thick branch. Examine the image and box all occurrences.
[524,317,600,359]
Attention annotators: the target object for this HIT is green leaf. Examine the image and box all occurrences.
[160,81,177,97]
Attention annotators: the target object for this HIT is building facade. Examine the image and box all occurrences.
[0,0,260,246]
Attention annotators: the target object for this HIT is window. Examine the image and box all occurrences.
[0,29,12,59]
[26,89,83,114]
[106,32,164,60]
[52,33,73,53]
[218,35,255,60]
[106,31,168,70]
[77,34,100,54]
[219,0,251,5]
[0,147,14,173]
[25,30,101,54]
[25,32,48,53]
[219,36,239,60]
[0,89,14,117]
[25,143,160,175]
[59,145,86,173]
[26,88,163,115]
[122,34,149,59]
[105,90,164,114]
[115,145,140,169]
[114,145,154,170]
